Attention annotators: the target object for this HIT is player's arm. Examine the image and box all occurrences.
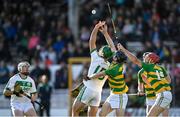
[99,24,116,52]
[30,80,37,102]
[138,73,144,93]
[137,71,145,95]
[3,78,15,96]
[141,74,151,86]
[3,88,13,96]
[138,82,144,95]
[162,67,171,83]
[138,82,144,92]
[89,21,105,52]
[87,71,106,80]
[87,65,114,80]
[165,75,171,83]
[117,43,142,67]
[31,93,38,102]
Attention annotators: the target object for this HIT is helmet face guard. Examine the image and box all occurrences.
[144,52,160,64]
[113,51,127,63]
[18,61,30,75]
[99,45,114,59]
[143,52,151,62]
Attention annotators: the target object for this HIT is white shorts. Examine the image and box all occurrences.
[154,91,172,108]
[11,102,34,114]
[105,93,128,109]
[76,86,101,107]
[146,98,155,106]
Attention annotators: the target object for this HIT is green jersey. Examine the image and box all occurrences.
[138,68,156,99]
[142,62,171,93]
[105,62,128,94]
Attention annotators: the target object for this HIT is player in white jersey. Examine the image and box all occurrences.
[3,61,37,116]
[72,21,116,116]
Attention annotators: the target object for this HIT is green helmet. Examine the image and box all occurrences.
[99,45,114,59]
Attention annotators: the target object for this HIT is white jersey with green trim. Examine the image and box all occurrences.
[5,74,37,103]
[83,50,110,92]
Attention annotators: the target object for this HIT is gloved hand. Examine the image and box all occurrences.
[13,82,24,97]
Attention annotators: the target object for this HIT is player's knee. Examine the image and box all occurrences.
[72,104,81,113]
[147,111,158,117]
[72,105,78,112]
[99,110,105,116]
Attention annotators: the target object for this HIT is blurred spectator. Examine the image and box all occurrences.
[37,75,52,116]
[0,61,9,84]
[30,61,43,84]
[52,35,65,54]
[39,47,48,63]
[28,32,40,50]
[47,47,57,64]
[41,64,51,81]
[44,55,53,67]
[80,26,90,42]
[54,62,68,89]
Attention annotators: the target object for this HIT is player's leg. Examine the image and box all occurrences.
[147,91,172,116]
[24,103,37,116]
[72,99,86,116]
[88,90,102,116]
[147,105,164,116]
[24,108,37,116]
[146,105,152,114]
[11,103,24,116]
[99,102,112,116]
[162,108,169,116]
[12,109,24,117]
[146,98,155,115]
[115,94,128,116]
[88,106,99,116]
[72,86,88,116]
[115,108,125,116]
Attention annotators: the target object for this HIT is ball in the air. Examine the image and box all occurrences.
[92,9,96,14]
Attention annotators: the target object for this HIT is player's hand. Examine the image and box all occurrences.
[13,90,23,97]
[94,21,105,29]
[13,82,24,97]
[99,24,108,34]
[83,76,91,81]
[137,91,145,96]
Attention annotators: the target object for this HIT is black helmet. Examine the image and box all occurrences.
[114,51,127,63]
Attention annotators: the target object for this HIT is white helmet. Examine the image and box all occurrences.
[17,61,30,72]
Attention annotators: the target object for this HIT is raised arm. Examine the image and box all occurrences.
[89,21,105,52]
[117,43,142,67]
[99,24,116,52]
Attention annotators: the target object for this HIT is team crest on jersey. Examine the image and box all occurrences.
[27,82,31,87]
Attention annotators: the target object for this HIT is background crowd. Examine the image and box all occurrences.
[0,0,180,110]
